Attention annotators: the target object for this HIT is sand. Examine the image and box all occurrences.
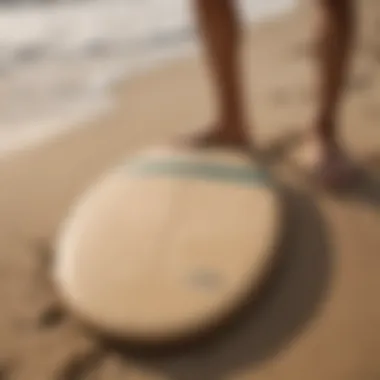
[0,1,379,379]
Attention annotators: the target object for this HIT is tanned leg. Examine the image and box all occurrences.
[314,0,357,187]
[185,0,250,148]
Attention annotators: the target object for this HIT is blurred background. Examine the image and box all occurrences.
[0,0,294,156]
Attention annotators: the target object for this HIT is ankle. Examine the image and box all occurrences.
[314,118,338,145]
[220,116,246,133]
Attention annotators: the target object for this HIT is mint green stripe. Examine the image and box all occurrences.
[123,158,269,186]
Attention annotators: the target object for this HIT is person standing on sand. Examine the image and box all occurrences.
[191,0,357,189]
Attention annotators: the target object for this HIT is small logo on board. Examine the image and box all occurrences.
[189,270,223,290]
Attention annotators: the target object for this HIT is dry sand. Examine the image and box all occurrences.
[0,1,379,379]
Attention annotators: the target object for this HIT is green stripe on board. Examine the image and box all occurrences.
[123,158,270,186]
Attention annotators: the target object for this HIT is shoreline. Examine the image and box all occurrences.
[0,0,296,161]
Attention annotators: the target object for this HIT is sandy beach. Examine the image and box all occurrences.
[0,1,380,379]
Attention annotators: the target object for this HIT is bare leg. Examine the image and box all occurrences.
[314,0,357,187]
[185,0,250,148]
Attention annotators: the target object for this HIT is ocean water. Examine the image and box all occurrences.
[0,0,295,158]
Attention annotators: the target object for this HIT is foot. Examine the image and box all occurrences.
[291,135,360,191]
[315,141,360,190]
[178,125,252,151]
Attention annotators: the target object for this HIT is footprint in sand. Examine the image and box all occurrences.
[37,303,67,329]
[57,348,104,380]
[0,362,11,380]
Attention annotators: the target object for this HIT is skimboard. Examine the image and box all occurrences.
[54,146,282,343]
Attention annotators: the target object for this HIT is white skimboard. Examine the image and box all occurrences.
[54,146,282,342]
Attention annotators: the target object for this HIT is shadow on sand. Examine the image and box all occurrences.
[105,179,334,380]
[337,152,380,209]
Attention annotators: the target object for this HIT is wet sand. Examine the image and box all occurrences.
[0,1,379,379]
